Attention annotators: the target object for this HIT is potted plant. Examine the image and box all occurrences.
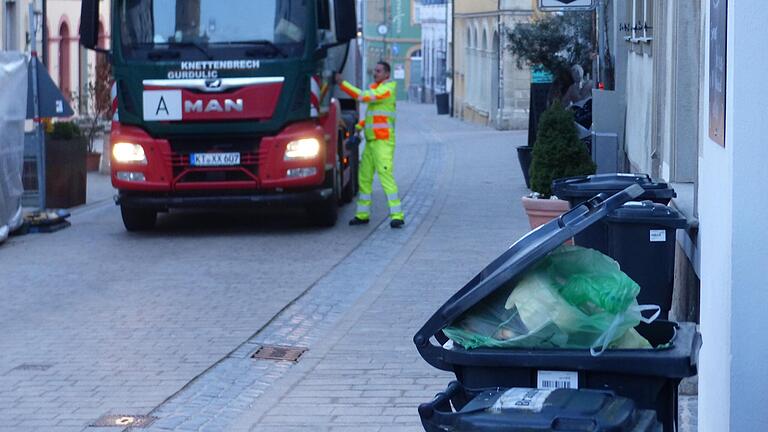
[521,102,595,228]
[506,11,594,187]
[76,59,113,172]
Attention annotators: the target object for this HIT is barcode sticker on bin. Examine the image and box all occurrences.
[537,370,579,389]
[650,230,667,242]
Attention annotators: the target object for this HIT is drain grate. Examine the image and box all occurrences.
[90,414,157,428]
[251,345,307,362]
[8,363,53,373]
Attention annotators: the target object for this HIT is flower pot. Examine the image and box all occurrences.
[516,146,533,189]
[86,152,101,172]
[521,196,570,229]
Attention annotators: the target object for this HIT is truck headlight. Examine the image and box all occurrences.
[112,142,147,164]
[284,138,320,160]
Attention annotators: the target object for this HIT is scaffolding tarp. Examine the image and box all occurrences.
[0,52,28,244]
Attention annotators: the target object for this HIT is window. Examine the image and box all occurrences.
[317,0,331,31]
[59,21,71,98]
[629,0,653,43]
[3,0,18,51]
[120,0,309,59]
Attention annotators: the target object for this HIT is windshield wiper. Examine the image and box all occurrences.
[233,40,287,58]
[168,41,214,60]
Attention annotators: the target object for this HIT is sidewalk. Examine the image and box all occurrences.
[85,171,115,207]
[226,103,697,432]
[84,136,115,207]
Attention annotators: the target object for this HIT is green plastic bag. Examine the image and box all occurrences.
[444,245,659,355]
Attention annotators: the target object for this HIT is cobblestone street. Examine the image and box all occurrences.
[0,103,697,432]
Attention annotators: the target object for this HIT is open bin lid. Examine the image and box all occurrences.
[413,185,646,362]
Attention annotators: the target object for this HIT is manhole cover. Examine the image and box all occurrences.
[252,345,307,362]
[90,414,157,428]
[8,363,53,372]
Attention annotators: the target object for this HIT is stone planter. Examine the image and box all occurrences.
[520,196,570,230]
[45,137,87,208]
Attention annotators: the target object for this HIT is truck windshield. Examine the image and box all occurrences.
[120,0,310,58]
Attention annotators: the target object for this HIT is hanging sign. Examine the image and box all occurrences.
[538,0,596,11]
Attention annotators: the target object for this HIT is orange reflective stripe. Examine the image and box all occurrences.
[372,115,389,124]
[374,129,390,140]
[375,91,391,100]
[340,81,361,99]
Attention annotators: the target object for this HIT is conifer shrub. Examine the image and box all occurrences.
[530,102,595,197]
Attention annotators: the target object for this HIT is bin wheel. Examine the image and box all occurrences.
[120,206,157,231]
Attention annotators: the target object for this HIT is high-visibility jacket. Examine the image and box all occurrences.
[339,80,397,142]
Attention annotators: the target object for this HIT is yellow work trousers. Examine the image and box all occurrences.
[355,138,404,221]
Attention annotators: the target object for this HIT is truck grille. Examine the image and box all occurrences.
[166,138,261,185]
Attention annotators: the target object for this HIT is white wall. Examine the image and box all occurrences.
[698,0,768,430]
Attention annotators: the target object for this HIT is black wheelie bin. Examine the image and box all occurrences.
[551,173,677,255]
[603,202,688,319]
[418,382,662,432]
[552,174,676,207]
[413,185,701,432]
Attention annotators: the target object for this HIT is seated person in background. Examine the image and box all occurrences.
[561,65,594,107]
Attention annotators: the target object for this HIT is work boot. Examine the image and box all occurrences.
[349,217,370,226]
[390,219,404,229]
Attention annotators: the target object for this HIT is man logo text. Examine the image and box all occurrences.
[184,99,244,113]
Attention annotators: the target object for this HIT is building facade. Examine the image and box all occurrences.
[419,0,447,103]
[361,0,422,100]
[0,0,111,117]
[452,0,534,129]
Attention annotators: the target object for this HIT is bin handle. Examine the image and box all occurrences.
[557,185,645,229]
[413,333,454,371]
[691,331,703,369]
[418,381,462,422]
[557,193,607,228]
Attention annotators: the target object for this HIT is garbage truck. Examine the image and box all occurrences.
[79,0,360,230]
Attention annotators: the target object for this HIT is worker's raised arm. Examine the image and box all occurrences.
[339,81,394,103]
[338,80,363,99]
[356,82,394,103]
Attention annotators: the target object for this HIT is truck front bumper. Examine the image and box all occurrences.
[116,188,333,209]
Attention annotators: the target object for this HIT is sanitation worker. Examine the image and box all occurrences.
[335,61,404,229]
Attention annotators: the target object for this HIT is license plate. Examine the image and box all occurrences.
[190,152,240,166]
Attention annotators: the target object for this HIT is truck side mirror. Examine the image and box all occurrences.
[334,0,357,44]
[79,0,100,50]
